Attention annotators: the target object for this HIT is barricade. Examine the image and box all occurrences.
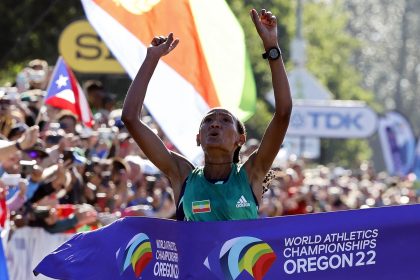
[6,227,72,280]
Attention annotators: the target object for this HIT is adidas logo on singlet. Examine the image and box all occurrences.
[236,195,251,208]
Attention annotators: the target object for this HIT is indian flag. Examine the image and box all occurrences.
[81,0,256,161]
[192,200,211,213]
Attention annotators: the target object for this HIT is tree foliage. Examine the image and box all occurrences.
[228,0,376,167]
[345,0,420,135]
[302,0,377,167]
[0,0,83,70]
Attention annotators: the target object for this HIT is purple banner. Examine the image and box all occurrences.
[35,204,420,279]
[378,111,416,176]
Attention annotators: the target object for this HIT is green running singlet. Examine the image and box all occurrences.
[179,163,259,221]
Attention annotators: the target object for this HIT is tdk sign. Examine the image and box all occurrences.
[287,101,378,138]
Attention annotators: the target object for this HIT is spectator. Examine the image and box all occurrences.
[56,111,77,134]
[27,59,49,90]
[84,80,105,114]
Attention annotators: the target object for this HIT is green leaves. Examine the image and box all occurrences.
[227,0,376,166]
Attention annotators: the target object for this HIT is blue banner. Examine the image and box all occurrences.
[35,205,420,280]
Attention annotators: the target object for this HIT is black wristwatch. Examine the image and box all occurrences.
[262,47,281,60]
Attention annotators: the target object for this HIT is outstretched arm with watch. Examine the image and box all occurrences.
[243,9,293,201]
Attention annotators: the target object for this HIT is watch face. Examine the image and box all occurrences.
[269,48,280,59]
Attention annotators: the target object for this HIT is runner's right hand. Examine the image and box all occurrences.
[147,32,179,57]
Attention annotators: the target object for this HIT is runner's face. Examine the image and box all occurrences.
[198,109,240,152]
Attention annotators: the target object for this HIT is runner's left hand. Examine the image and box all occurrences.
[250,9,279,48]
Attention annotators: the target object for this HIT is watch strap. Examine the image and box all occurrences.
[262,47,281,60]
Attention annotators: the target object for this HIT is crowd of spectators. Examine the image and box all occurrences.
[0,58,418,237]
[258,158,419,217]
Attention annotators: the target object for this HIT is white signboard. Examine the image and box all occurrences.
[287,101,378,138]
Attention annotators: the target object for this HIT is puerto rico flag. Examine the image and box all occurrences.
[45,57,93,127]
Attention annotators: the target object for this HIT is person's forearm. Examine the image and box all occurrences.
[122,53,160,124]
[251,7,292,119]
[269,54,292,117]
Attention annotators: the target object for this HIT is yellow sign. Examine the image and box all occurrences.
[59,20,125,74]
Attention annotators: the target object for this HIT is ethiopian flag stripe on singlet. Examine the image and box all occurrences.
[192,200,211,213]
[81,0,256,161]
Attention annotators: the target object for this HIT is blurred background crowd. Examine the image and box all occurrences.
[0,58,418,236]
